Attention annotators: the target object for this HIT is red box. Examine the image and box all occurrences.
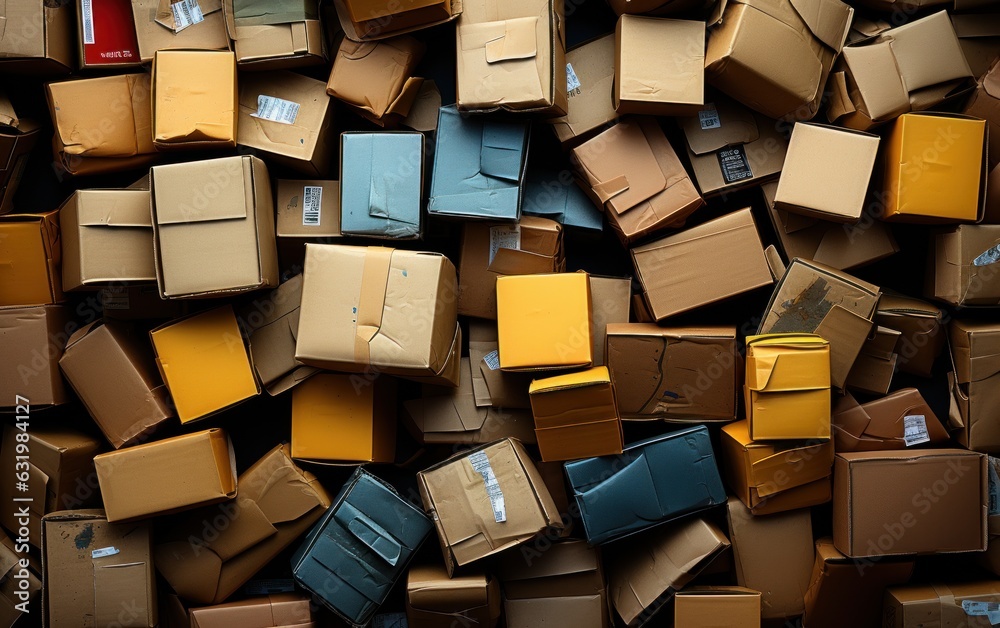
[78,0,141,68]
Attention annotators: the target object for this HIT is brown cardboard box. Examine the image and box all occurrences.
[721,421,833,514]
[528,366,623,462]
[832,388,949,452]
[333,0,461,41]
[632,208,772,321]
[498,539,609,628]
[679,95,788,197]
[189,594,314,628]
[674,587,760,628]
[875,294,944,378]
[406,565,501,628]
[0,423,104,547]
[929,224,1000,306]
[237,71,334,176]
[417,438,562,575]
[548,34,617,146]
[0,0,74,74]
[571,118,704,245]
[131,0,230,63]
[295,244,461,384]
[614,16,704,116]
[327,36,425,127]
[275,179,341,238]
[154,445,331,605]
[950,320,1000,452]
[774,123,879,222]
[589,276,631,367]
[802,538,915,628]
[0,529,41,627]
[884,582,1000,627]
[759,258,880,389]
[468,320,532,409]
[150,155,279,299]
[222,0,325,69]
[828,11,974,130]
[727,497,813,620]
[41,510,155,628]
[833,449,987,557]
[605,323,738,422]
[606,517,730,626]
[59,188,156,292]
[843,326,898,396]
[0,210,62,307]
[152,50,237,150]
[963,58,1000,170]
[59,320,173,449]
[456,0,567,115]
[705,0,852,120]
[0,306,71,408]
[94,428,238,523]
[0,98,39,215]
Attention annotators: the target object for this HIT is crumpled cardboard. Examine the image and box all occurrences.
[832,388,950,452]
[327,36,425,127]
[132,0,229,63]
[950,319,1000,452]
[333,0,461,41]
[521,168,604,230]
[874,293,944,378]
[406,564,501,628]
[152,50,237,149]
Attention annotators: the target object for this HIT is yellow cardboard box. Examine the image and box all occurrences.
[745,334,831,441]
[152,50,237,150]
[0,210,61,307]
[529,366,623,462]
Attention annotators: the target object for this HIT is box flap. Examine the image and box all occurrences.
[153,159,250,225]
[572,120,667,209]
[890,11,972,94]
[680,97,759,156]
[77,190,153,228]
[481,122,528,181]
[789,0,852,52]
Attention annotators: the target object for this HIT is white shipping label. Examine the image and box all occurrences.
[566,63,582,95]
[469,451,506,523]
[302,186,322,226]
[989,457,1000,515]
[974,244,1000,267]
[962,601,1000,625]
[171,0,204,31]
[902,415,930,447]
[91,546,119,558]
[699,103,721,130]
[251,95,300,125]
[488,225,520,265]
[483,350,500,371]
[82,0,96,44]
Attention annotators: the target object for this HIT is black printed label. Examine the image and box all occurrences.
[718,146,753,184]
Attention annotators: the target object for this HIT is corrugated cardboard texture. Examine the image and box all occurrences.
[548,34,616,145]
[341,132,424,239]
[275,179,342,238]
[189,594,314,628]
[131,0,230,62]
[614,16,704,116]
[950,320,1000,452]
[327,36,425,126]
[0,211,62,307]
[152,50,237,149]
[674,587,761,627]
[529,366,623,461]
[884,582,1000,628]
[930,225,1000,306]
[406,564,501,628]
[832,388,949,451]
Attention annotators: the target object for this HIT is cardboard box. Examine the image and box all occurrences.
[704,0,852,120]
[950,320,1000,452]
[529,366,623,462]
[963,58,1000,170]
[94,428,237,523]
[237,71,334,176]
[429,106,530,221]
[150,306,259,423]
[985,162,1000,224]
[0,529,41,627]
[152,50,237,150]
[632,208,772,321]
[564,425,726,544]
[761,181,899,271]
[496,272,593,371]
[721,421,833,514]
[832,388,949,452]
[0,99,39,215]
[291,373,396,464]
[154,444,331,605]
[674,587,761,628]
[417,438,562,574]
[0,306,71,408]
[884,582,1000,628]
[744,334,831,440]
[758,258,880,389]
[0,210,62,307]
[614,16,703,115]
[327,36,425,127]
[844,326,900,396]
[333,0,461,41]
[469,320,532,409]
[929,224,1000,306]
[291,468,433,626]
[295,244,461,384]
[458,217,565,320]
[0,423,104,547]
[189,594,314,628]
[522,168,604,230]
[874,294,944,378]
[131,0,230,63]
[275,179,341,238]
[498,539,608,628]
[606,517,730,626]
[77,0,141,69]
[571,118,703,245]
[60,320,173,449]
[222,0,325,69]
[406,564,501,628]
[828,11,974,130]
[802,538,915,628]
[833,449,987,557]
[341,132,424,239]
[774,123,879,222]
[456,0,567,115]
[59,188,156,291]
[41,510,155,628]
[150,155,279,299]
[589,275,631,366]
[605,323,738,422]
[548,34,617,146]
[727,497,814,620]
[402,357,537,445]
[0,0,74,73]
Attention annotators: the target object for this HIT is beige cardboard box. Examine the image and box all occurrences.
[548,34,617,146]
[589,275,630,366]
[188,594,315,628]
[275,179,341,238]
[614,16,704,115]
[950,320,1000,453]
[222,0,325,69]
[0,305,71,408]
[0,210,63,307]
[929,224,1000,306]
[0,0,74,74]
[152,50,237,150]
[131,0,230,63]
[327,36,425,127]
[333,0,461,41]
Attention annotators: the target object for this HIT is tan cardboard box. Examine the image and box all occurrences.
[632,208,772,321]
[0,0,74,74]
[188,594,315,628]
[674,587,760,628]
[884,582,1000,628]
[152,50,237,150]
[589,275,631,366]
[529,366,623,462]
[950,320,1000,452]
[333,0,461,41]
[0,305,72,408]
[832,388,950,452]
[131,0,230,63]
[548,34,617,146]
[963,58,1000,170]
[874,294,944,378]
[0,210,62,307]
[614,16,704,116]
[275,179,341,238]
[929,224,1000,306]
[843,326,900,396]
[468,320,533,409]
[222,0,325,69]
[327,36,425,127]
[406,565,501,628]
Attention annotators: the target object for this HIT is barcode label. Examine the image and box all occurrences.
[171,0,204,31]
[91,546,119,558]
[962,600,1000,624]
[469,451,506,523]
[566,63,582,96]
[100,288,130,311]
[82,0,95,44]
[302,186,322,226]
[974,244,1000,267]
[699,103,721,130]
[483,350,500,371]
[902,415,930,447]
[489,225,520,265]
[251,95,300,125]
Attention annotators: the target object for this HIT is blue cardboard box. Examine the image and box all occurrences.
[340,132,424,239]
[522,169,603,231]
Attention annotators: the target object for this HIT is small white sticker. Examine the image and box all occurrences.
[699,103,721,130]
[989,457,1000,515]
[566,63,582,96]
[962,600,1000,625]
[488,225,520,265]
[902,415,930,447]
[372,613,408,628]
[469,451,506,523]
[170,0,204,31]
[91,546,119,558]
[483,350,500,371]
[974,244,1000,267]
[81,0,96,44]
[251,95,300,125]
[302,186,322,227]
[100,288,130,311]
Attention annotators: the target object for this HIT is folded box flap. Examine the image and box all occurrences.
[206,499,277,561]
[154,539,224,602]
[488,248,556,275]
[574,121,667,209]
[154,193,248,225]
[889,11,972,94]
[78,197,154,228]
[789,0,853,52]
[254,459,327,525]
[832,392,871,440]
[459,17,538,63]
[680,99,759,155]
[841,43,909,122]
[480,121,527,182]
[335,501,403,566]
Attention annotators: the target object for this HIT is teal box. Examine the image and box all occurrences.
[340,132,424,239]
